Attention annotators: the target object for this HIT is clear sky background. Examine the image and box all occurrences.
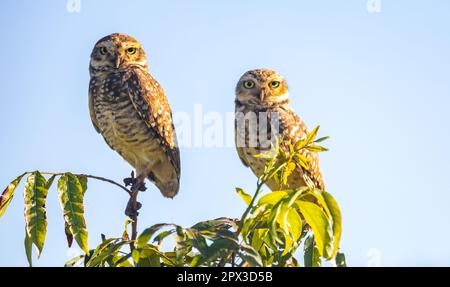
[1,0,449,267]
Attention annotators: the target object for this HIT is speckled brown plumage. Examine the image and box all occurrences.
[235,69,325,190]
[89,33,180,197]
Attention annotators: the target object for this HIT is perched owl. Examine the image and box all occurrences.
[235,69,325,191]
[89,33,180,199]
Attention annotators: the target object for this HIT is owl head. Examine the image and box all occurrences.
[90,33,147,74]
[235,69,290,107]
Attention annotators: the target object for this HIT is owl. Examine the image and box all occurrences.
[89,33,180,201]
[235,69,325,191]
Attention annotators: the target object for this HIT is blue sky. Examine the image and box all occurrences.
[1,0,450,266]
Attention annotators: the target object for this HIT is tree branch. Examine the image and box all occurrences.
[29,171,132,196]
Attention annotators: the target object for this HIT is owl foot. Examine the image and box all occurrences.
[125,200,142,218]
[123,171,147,192]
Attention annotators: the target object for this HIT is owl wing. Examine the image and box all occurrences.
[123,69,181,177]
[234,123,249,167]
[277,106,326,190]
[88,78,101,134]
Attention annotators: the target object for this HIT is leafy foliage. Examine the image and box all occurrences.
[0,126,345,267]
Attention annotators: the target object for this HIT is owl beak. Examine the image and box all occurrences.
[115,56,122,69]
[260,89,266,102]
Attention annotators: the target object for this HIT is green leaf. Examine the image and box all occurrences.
[281,162,296,186]
[296,201,333,259]
[24,171,49,257]
[294,154,310,170]
[86,238,123,267]
[185,228,209,257]
[64,222,74,248]
[306,125,320,146]
[239,243,263,267]
[305,145,329,152]
[285,209,303,242]
[57,173,89,254]
[267,200,285,246]
[335,252,347,267]
[24,228,33,267]
[77,175,88,195]
[45,175,57,190]
[134,244,173,267]
[236,188,252,206]
[258,190,288,206]
[122,219,133,241]
[65,254,85,267]
[322,191,342,258]
[136,251,160,267]
[0,173,25,218]
[314,136,330,143]
[112,253,133,267]
[203,238,239,264]
[251,228,268,252]
[137,223,169,248]
[153,230,174,245]
[304,235,321,267]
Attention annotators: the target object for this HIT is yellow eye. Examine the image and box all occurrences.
[99,47,107,55]
[243,80,255,89]
[269,81,280,89]
[126,47,137,55]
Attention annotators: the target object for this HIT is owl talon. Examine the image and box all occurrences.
[123,177,133,187]
[138,183,147,192]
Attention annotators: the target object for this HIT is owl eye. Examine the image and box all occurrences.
[99,47,108,55]
[269,81,280,89]
[243,80,255,89]
[126,47,137,55]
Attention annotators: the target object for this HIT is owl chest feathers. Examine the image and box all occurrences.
[90,72,161,171]
[235,102,322,190]
[235,103,280,176]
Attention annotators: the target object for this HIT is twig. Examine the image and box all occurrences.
[27,171,132,196]
[127,176,144,252]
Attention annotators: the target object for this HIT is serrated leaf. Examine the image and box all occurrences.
[0,173,25,218]
[236,188,252,206]
[24,171,49,257]
[296,201,333,259]
[322,191,342,258]
[57,173,89,254]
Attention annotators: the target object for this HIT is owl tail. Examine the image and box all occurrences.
[151,177,179,198]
